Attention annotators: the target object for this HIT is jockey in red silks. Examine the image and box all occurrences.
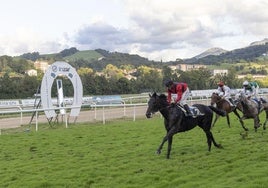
[165,80,192,116]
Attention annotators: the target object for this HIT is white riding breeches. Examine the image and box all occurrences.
[179,88,190,105]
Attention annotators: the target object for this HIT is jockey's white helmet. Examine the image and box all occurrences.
[243,81,249,86]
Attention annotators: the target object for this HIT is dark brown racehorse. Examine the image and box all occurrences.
[145,92,226,159]
[210,92,247,131]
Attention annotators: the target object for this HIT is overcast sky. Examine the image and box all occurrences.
[0,0,267,61]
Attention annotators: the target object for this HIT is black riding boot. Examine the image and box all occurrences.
[258,100,262,112]
[183,104,192,116]
[229,98,234,106]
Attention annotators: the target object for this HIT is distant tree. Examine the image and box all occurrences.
[136,65,153,77]
[19,75,40,98]
[9,58,33,74]
[81,74,110,95]
[77,67,94,76]
[103,64,124,80]
[20,52,40,61]
[59,47,79,57]
[259,68,267,75]
[135,67,163,93]
[80,73,95,95]
[0,55,13,72]
[179,68,212,90]
[259,77,268,87]
[94,75,110,95]
[95,49,110,57]
[116,77,132,94]
[0,74,16,98]
[162,66,174,82]
[119,64,135,72]
[250,68,257,74]
[68,59,90,69]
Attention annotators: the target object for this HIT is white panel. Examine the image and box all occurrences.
[41,61,83,119]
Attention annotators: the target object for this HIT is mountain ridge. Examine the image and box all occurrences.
[17,38,268,66]
[249,38,268,46]
[184,38,268,64]
[193,47,228,59]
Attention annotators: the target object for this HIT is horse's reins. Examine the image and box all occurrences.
[154,101,169,112]
[213,97,224,105]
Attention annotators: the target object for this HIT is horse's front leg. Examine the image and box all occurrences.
[212,114,219,127]
[263,111,268,130]
[238,116,248,131]
[167,136,173,159]
[156,135,168,155]
[233,109,248,131]
[254,116,261,132]
[156,127,176,159]
[263,119,267,130]
[226,114,231,128]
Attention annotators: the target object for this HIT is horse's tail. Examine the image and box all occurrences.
[208,105,226,116]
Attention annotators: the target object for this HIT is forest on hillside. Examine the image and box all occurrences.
[0,45,268,99]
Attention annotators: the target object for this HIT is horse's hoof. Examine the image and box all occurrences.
[240,131,248,139]
[156,150,161,155]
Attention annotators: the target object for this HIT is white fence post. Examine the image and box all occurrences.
[133,105,136,121]
[102,106,105,124]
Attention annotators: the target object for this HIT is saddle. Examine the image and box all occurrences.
[177,104,204,118]
[251,98,262,112]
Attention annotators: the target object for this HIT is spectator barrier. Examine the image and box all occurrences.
[1,90,268,133]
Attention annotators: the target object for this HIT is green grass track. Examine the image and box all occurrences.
[1,113,268,188]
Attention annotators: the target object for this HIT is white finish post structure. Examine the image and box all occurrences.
[40,61,83,124]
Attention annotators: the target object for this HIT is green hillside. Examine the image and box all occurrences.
[63,50,103,62]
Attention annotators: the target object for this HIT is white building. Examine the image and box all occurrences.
[212,69,228,76]
[26,69,37,76]
[169,64,207,72]
[34,61,49,73]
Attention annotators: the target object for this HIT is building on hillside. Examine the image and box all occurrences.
[123,69,137,80]
[169,64,206,71]
[125,74,137,80]
[98,57,104,61]
[237,74,267,79]
[34,61,49,73]
[212,69,228,76]
[26,69,37,76]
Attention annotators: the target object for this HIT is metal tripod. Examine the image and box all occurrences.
[29,86,42,124]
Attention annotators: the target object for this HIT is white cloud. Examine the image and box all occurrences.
[0,28,65,55]
[0,0,267,61]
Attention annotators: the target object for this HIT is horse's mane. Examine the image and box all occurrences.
[151,93,169,106]
[261,98,267,103]
[151,92,167,99]
[159,94,167,99]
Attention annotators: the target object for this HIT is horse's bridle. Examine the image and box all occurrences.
[211,96,223,105]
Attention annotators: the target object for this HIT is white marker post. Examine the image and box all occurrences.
[56,79,66,115]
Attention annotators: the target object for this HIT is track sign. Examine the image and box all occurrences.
[41,61,83,119]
